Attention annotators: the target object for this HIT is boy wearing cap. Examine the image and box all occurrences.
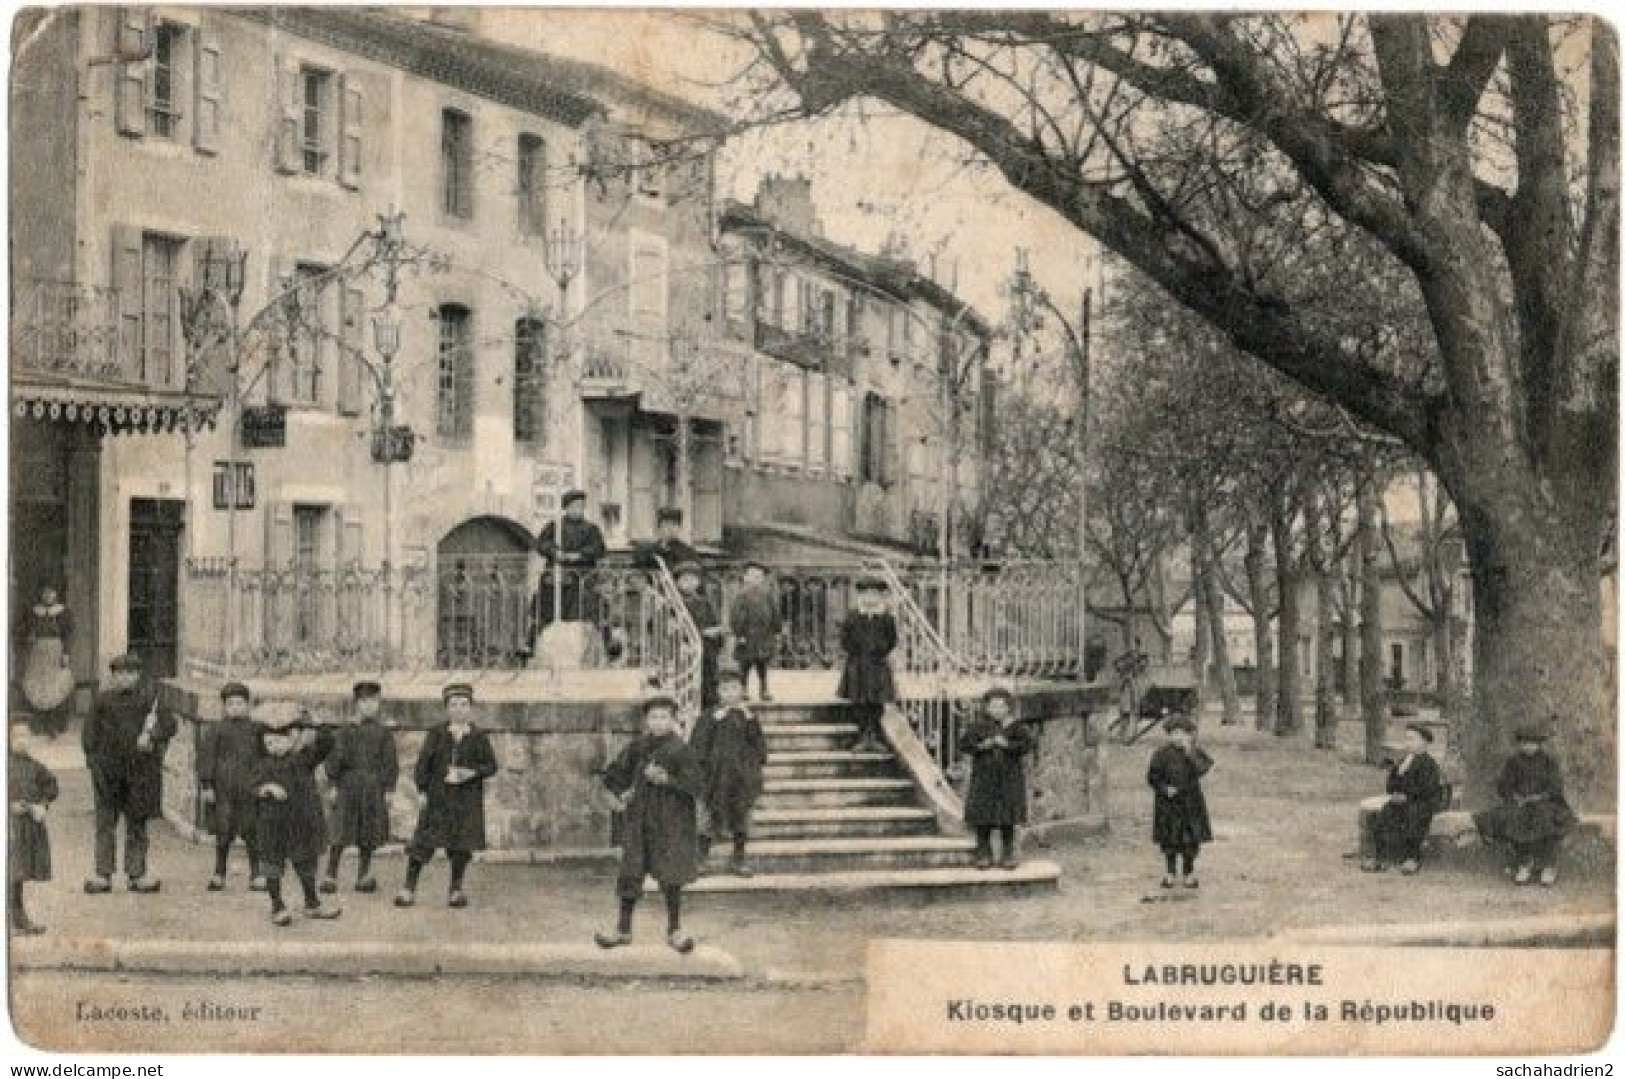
[251,711,341,926]
[728,562,781,702]
[321,681,399,895]
[1474,726,1575,886]
[1360,723,1445,875]
[959,688,1034,870]
[674,563,726,711]
[690,670,766,877]
[9,716,58,934]
[838,578,898,753]
[536,489,607,625]
[198,682,265,892]
[636,508,701,574]
[596,695,704,952]
[395,684,497,909]
[1147,715,1213,888]
[82,653,174,894]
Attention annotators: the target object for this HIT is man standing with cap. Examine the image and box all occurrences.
[198,681,266,892]
[635,507,700,574]
[321,680,399,895]
[536,488,607,626]
[82,653,175,894]
[395,683,497,909]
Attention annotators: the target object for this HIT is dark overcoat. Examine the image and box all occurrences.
[690,705,766,835]
[537,517,608,623]
[327,719,400,848]
[634,538,700,574]
[252,727,334,867]
[197,715,262,841]
[82,686,175,822]
[8,751,58,881]
[1474,751,1575,846]
[837,611,898,704]
[604,732,702,887]
[409,724,498,852]
[682,591,724,709]
[1148,742,1214,851]
[728,585,781,665]
[959,715,1034,826]
[1371,751,1445,857]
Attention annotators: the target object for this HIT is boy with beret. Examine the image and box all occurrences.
[596,695,704,953]
[321,681,400,895]
[199,682,265,892]
[728,562,781,702]
[82,653,174,894]
[635,507,701,574]
[1474,725,1576,886]
[1147,714,1213,888]
[9,715,58,934]
[958,687,1034,870]
[395,683,497,909]
[252,709,341,926]
[1360,722,1445,875]
[690,669,766,877]
[536,488,607,625]
[838,577,898,753]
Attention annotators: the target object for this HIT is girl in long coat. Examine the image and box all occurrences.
[322,681,400,894]
[596,696,703,954]
[19,587,74,736]
[1474,726,1575,886]
[689,671,766,876]
[838,578,898,753]
[958,688,1034,870]
[728,563,781,701]
[251,718,340,926]
[199,682,264,892]
[1362,723,1444,875]
[9,718,58,934]
[396,684,497,909]
[1147,715,1213,888]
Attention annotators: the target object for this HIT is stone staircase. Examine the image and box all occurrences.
[681,698,1064,894]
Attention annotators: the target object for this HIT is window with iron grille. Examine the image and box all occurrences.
[442,109,474,219]
[293,504,326,643]
[139,233,181,386]
[436,304,474,439]
[514,317,546,445]
[517,133,546,235]
[301,67,332,175]
[148,23,182,138]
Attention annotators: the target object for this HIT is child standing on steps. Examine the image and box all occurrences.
[728,562,781,702]
[199,682,264,893]
[321,680,399,895]
[252,711,341,926]
[838,577,898,754]
[9,715,58,935]
[675,563,726,712]
[596,695,703,954]
[958,687,1033,870]
[1147,714,1213,889]
[690,669,766,877]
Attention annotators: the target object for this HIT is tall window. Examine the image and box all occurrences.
[139,234,181,386]
[292,505,326,643]
[284,263,329,405]
[301,67,332,175]
[148,23,181,138]
[442,109,473,219]
[436,304,474,439]
[517,133,546,235]
[514,317,546,445]
[861,392,893,485]
[723,261,750,327]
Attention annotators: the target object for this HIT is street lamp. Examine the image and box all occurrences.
[542,218,584,626]
[369,210,408,661]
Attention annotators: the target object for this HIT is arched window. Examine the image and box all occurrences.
[514,317,546,446]
[436,304,473,440]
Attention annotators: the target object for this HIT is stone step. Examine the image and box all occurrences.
[756,776,918,810]
[668,859,1064,895]
[750,805,939,839]
[763,750,897,780]
[702,835,979,874]
[751,701,852,725]
[761,724,860,752]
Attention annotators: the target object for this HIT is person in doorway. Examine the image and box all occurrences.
[18,586,75,738]
[1474,725,1575,886]
[199,682,265,893]
[959,687,1034,870]
[82,653,174,894]
[635,507,701,576]
[728,562,781,702]
[838,577,898,754]
[1359,723,1445,875]
[251,710,341,927]
[9,715,59,935]
[536,489,608,625]
[321,681,399,895]
[675,563,726,711]
[395,683,498,910]
[1147,714,1213,888]
[595,695,703,953]
[690,670,766,877]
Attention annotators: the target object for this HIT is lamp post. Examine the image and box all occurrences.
[543,219,583,624]
[370,210,406,659]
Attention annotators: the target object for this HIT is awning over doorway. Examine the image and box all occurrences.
[11,370,220,436]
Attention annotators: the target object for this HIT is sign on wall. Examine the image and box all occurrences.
[532,462,575,518]
[239,404,287,448]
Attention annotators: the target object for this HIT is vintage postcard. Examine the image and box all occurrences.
[5,5,1617,1057]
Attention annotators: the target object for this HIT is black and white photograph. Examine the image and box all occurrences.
[4,5,1617,1057]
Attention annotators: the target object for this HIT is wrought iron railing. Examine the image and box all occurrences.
[13,279,125,382]
[644,558,704,723]
[871,559,979,777]
[904,560,1086,680]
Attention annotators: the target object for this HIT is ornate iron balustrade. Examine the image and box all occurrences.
[644,560,704,723]
[13,279,124,382]
[903,560,1087,680]
[871,559,978,777]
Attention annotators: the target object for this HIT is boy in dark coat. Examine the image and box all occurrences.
[728,562,781,702]
[1474,726,1576,886]
[595,695,703,953]
[322,681,400,895]
[958,687,1034,870]
[675,563,726,711]
[690,670,766,877]
[395,683,498,909]
[838,577,898,753]
[536,489,608,625]
[251,712,341,926]
[199,682,265,892]
[1360,723,1445,875]
[635,507,701,574]
[81,653,175,894]
[9,716,58,934]
[1147,714,1213,888]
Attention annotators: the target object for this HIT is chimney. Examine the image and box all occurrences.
[754,174,821,238]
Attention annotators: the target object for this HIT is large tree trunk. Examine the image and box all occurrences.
[1358,484,1388,766]
[1270,497,1303,737]
[1341,565,1361,714]
[1190,558,1212,713]
[1244,524,1277,731]
[1202,567,1243,725]
[1314,567,1339,749]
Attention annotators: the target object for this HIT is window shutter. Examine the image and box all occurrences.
[274,56,301,173]
[455,316,474,439]
[338,74,363,189]
[114,7,150,137]
[334,505,364,567]
[192,22,221,154]
[883,400,902,488]
[337,284,363,415]
[831,381,853,479]
[110,224,144,372]
[263,502,294,568]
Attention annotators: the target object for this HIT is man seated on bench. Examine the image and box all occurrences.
[1359,723,1445,875]
[1473,724,1576,887]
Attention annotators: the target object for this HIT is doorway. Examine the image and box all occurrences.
[127,498,184,679]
